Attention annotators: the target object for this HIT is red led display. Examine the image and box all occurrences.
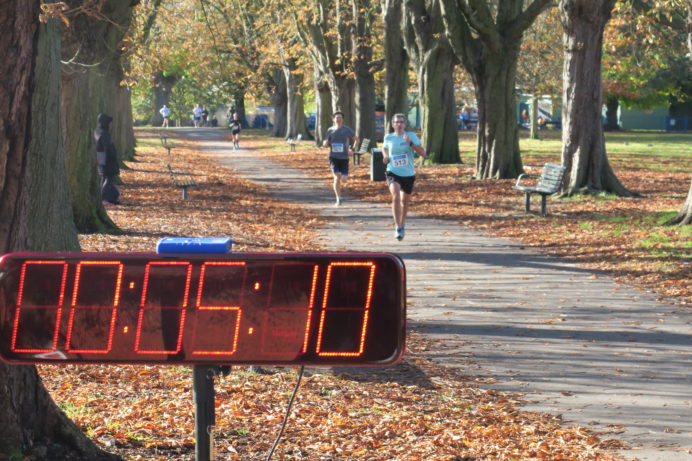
[0,253,405,365]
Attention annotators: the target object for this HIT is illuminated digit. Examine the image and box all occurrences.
[316,262,376,357]
[66,261,123,353]
[191,262,246,355]
[11,261,68,353]
[134,261,192,354]
[260,263,319,356]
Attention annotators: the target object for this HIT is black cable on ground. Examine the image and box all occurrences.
[265,366,305,461]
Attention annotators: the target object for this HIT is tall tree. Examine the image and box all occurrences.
[351,0,379,145]
[403,0,460,164]
[61,0,138,232]
[667,177,692,225]
[269,68,289,137]
[441,0,550,177]
[0,4,117,460]
[294,0,357,128]
[559,0,634,196]
[381,0,409,135]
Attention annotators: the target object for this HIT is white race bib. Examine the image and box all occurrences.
[332,143,345,153]
[391,154,409,167]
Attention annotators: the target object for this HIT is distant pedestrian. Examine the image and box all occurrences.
[460,109,470,130]
[94,113,120,206]
[159,105,170,128]
[228,113,242,149]
[193,104,203,128]
[322,111,357,206]
[201,107,209,126]
[382,113,427,240]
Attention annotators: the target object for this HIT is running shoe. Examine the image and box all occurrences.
[395,227,403,240]
[335,197,341,206]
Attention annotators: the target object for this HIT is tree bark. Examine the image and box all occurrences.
[382,0,409,135]
[152,72,178,126]
[404,0,460,164]
[283,58,312,140]
[665,176,692,225]
[559,0,634,196]
[269,69,288,137]
[529,95,540,140]
[314,70,333,144]
[295,0,356,127]
[0,6,118,460]
[352,0,377,145]
[61,0,136,232]
[441,0,550,177]
[604,95,620,131]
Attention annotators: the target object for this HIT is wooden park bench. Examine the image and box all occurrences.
[287,134,302,152]
[513,163,567,217]
[160,132,175,157]
[353,138,370,165]
[166,163,197,200]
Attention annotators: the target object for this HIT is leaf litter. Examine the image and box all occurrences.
[39,130,634,460]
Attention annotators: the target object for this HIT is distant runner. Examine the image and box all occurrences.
[159,105,170,128]
[382,113,427,240]
[322,111,357,206]
[229,113,242,149]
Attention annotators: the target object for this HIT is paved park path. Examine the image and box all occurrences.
[183,128,691,461]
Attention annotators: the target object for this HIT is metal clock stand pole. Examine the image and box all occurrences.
[156,237,234,461]
[193,365,216,461]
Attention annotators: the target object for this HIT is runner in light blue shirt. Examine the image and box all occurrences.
[382,113,427,241]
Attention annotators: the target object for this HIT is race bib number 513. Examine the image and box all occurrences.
[391,154,408,168]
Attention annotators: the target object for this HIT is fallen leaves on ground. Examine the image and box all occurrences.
[38,129,631,460]
[246,133,691,306]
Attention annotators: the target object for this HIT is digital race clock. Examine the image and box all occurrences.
[0,253,405,366]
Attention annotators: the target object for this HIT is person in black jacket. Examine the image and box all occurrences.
[94,113,120,206]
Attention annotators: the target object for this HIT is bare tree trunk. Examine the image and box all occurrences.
[665,176,692,225]
[283,58,312,140]
[382,0,409,135]
[530,95,540,140]
[560,0,634,196]
[232,88,248,127]
[331,76,357,127]
[440,0,550,177]
[0,7,118,460]
[270,69,288,137]
[404,0,460,164]
[604,95,620,131]
[152,71,178,125]
[61,0,135,232]
[314,70,333,145]
[472,54,523,177]
[295,0,356,128]
[352,0,377,145]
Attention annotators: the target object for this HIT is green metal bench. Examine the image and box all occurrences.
[160,132,175,157]
[287,133,302,152]
[353,138,370,165]
[513,163,567,217]
[166,163,197,200]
